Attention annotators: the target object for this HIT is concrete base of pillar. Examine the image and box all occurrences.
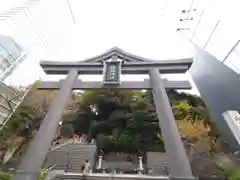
[170,176,197,180]
[13,172,39,180]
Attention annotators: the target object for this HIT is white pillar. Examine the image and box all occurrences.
[138,156,143,173]
[97,156,103,169]
[91,139,95,144]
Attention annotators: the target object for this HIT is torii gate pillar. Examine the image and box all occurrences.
[149,69,194,179]
[13,70,78,180]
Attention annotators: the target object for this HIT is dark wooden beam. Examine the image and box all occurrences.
[40,58,193,67]
[41,64,190,75]
[37,79,191,90]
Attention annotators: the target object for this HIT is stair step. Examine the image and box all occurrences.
[47,156,94,160]
[50,174,169,180]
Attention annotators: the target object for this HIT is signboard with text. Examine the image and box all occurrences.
[103,59,122,84]
[222,110,240,145]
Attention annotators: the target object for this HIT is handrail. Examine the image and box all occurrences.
[43,164,57,174]
[65,141,73,173]
[15,164,57,178]
[109,171,116,180]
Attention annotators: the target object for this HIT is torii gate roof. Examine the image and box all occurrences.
[40,47,193,75]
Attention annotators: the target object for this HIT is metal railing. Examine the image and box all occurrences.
[43,164,57,174]
[64,141,73,173]
[12,164,56,179]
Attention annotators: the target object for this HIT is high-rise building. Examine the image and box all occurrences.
[0,35,27,125]
[0,35,27,81]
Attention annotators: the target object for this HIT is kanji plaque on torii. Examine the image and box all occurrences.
[103,55,122,84]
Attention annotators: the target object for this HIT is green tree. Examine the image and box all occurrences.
[0,81,57,164]
[125,95,164,153]
[73,90,136,139]
[60,124,74,138]
[72,89,164,154]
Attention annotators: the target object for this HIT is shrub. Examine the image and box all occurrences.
[0,169,46,180]
[225,166,240,180]
[0,172,13,180]
[39,169,46,180]
[217,160,240,180]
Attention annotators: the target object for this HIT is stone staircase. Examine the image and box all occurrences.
[147,152,169,175]
[44,141,96,173]
[149,163,168,175]
[44,144,171,180]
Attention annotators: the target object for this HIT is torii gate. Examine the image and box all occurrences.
[13,47,195,180]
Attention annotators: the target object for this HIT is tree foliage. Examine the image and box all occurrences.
[60,124,74,138]
[0,81,57,164]
[171,93,220,152]
[71,89,163,154]
[0,82,223,172]
[69,89,220,156]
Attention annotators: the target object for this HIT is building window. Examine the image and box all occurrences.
[0,48,11,69]
[0,35,25,81]
[1,60,9,70]
[6,55,15,64]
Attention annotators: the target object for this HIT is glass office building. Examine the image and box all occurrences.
[0,35,27,125]
[0,35,26,81]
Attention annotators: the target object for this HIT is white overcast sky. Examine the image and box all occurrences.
[0,0,240,95]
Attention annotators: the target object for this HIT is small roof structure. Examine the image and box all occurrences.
[83,47,149,62]
[40,47,193,75]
